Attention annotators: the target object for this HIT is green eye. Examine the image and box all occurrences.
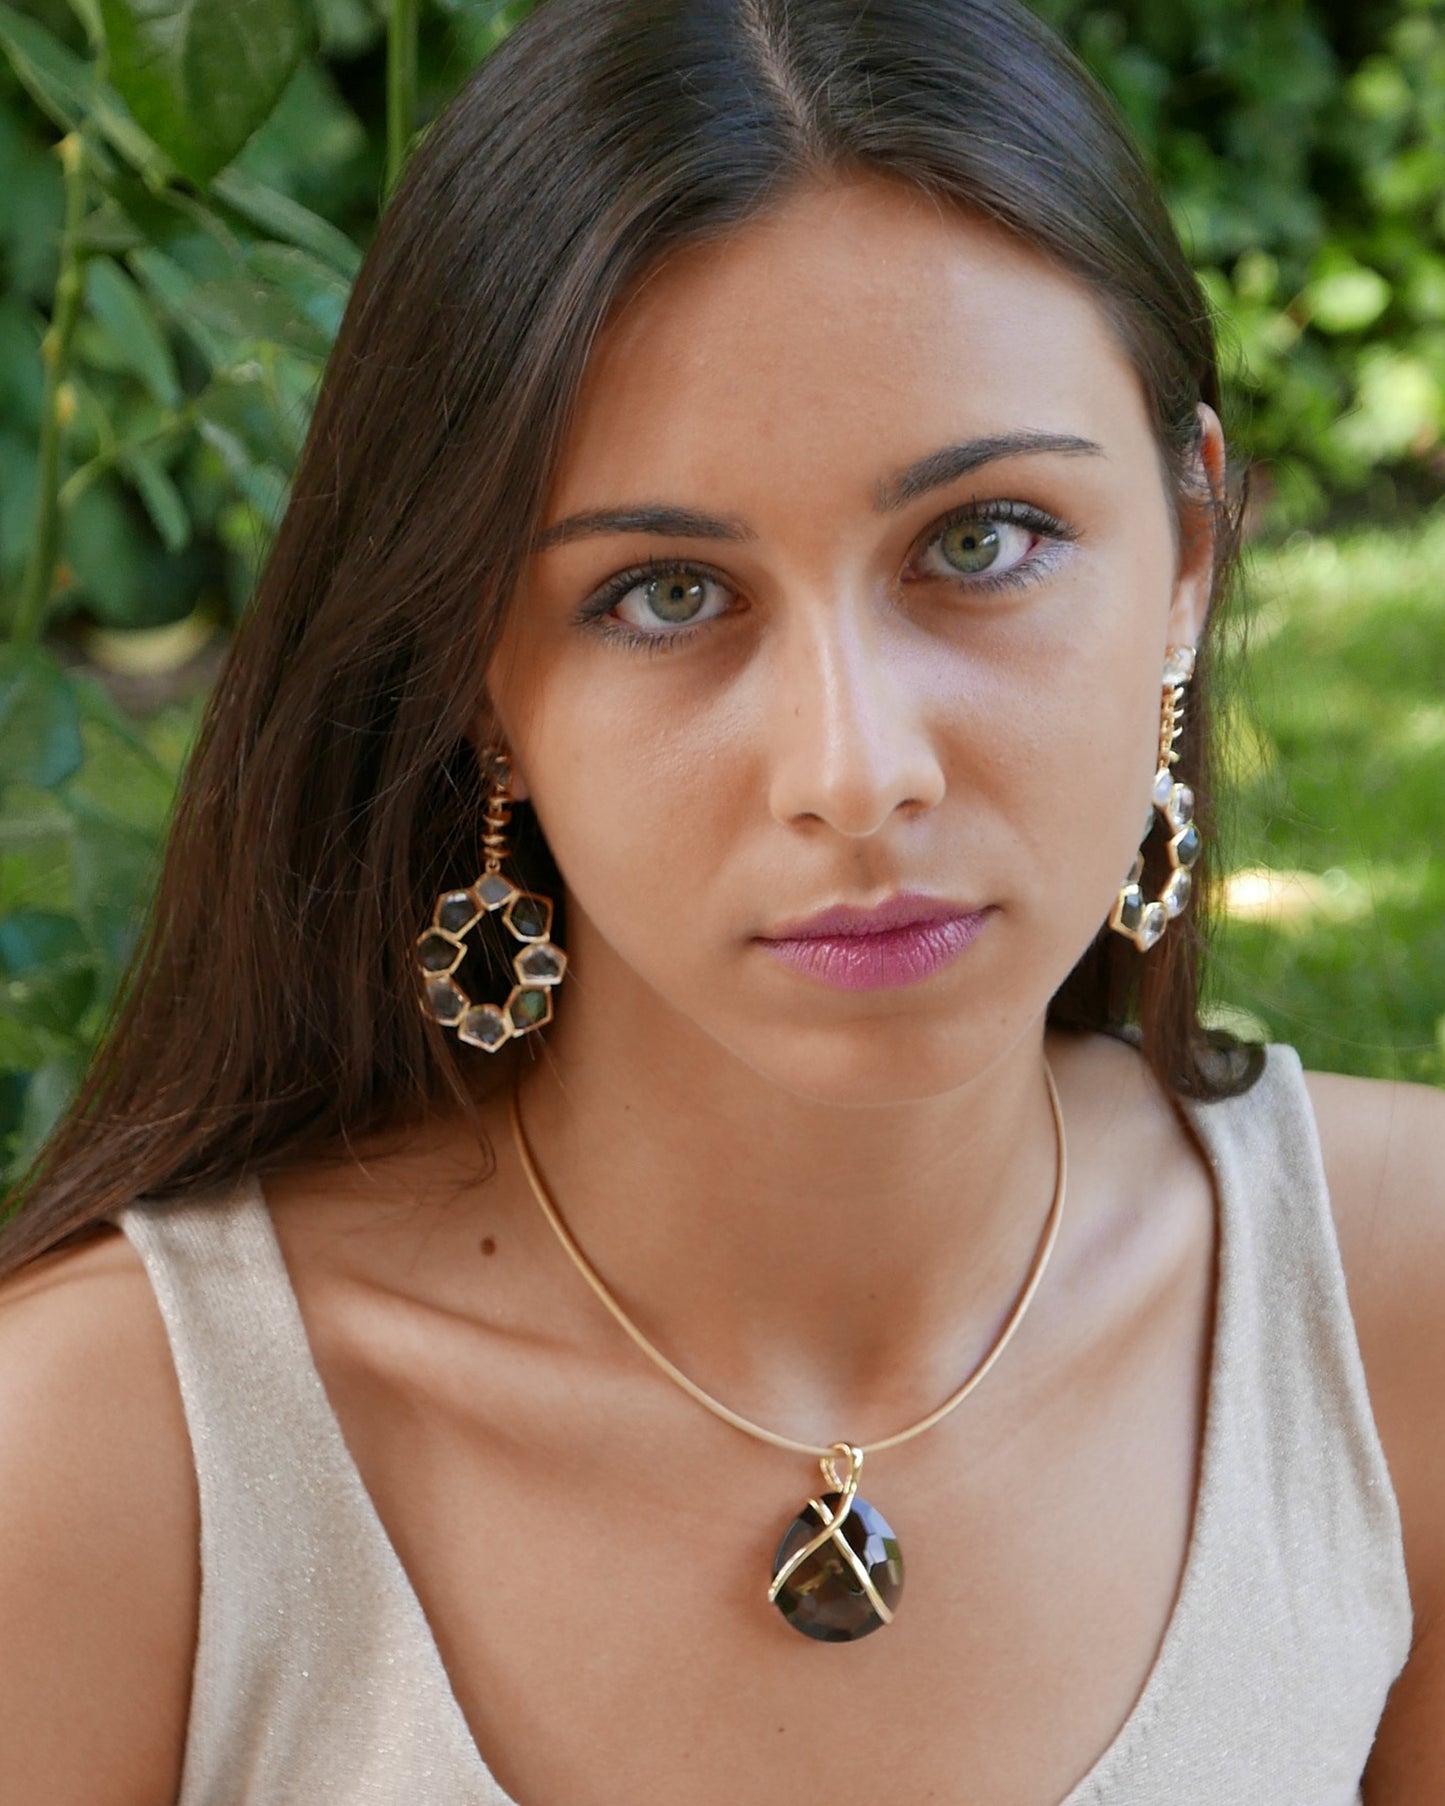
[638,573,709,624]
[939,519,1001,574]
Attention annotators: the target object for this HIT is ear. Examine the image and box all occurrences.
[1167,402,1228,651]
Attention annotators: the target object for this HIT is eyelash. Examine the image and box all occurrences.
[573,498,1077,656]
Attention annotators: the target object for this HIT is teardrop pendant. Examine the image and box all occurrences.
[767,1443,904,1642]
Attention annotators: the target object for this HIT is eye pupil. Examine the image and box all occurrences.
[943,520,1001,574]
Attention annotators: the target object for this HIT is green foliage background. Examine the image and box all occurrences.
[1,0,1442,1186]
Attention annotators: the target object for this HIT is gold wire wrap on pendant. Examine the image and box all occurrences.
[765,1443,897,1626]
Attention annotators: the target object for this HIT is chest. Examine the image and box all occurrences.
[310,1253,1212,1806]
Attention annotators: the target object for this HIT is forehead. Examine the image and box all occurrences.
[546,172,1152,519]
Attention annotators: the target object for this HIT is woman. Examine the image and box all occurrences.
[1,0,1440,1799]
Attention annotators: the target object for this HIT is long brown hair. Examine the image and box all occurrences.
[1,0,1253,1278]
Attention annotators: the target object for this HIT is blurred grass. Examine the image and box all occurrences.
[1211,508,1445,1085]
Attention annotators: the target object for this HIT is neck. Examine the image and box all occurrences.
[506,960,1067,1446]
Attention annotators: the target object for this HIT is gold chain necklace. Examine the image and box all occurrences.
[508,1062,1067,1643]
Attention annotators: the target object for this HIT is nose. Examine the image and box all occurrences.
[764,597,946,837]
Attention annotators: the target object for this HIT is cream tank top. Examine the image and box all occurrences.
[113,1045,1412,1804]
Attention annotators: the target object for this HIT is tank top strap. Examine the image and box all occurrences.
[1185,1043,1409,1569]
[113,1178,496,1804]
[1064,1043,1412,1803]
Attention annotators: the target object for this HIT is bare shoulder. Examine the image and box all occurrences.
[0,1222,197,1806]
[1303,1069,1445,1800]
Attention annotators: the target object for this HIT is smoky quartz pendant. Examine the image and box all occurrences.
[767,1443,904,1642]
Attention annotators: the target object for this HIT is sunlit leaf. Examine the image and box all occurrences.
[1305,265,1393,335]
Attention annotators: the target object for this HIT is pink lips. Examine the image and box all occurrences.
[757,893,991,991]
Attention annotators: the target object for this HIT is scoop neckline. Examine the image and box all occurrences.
[244,1056,1247,1805]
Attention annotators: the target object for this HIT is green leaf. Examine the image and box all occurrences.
[182,273,332,357]
[63,0,104,51]
[210,163,361,279]
[246,242,348,345]
[6,1051,87,1172]
[109,175,248,279]
[0,908,88,975]
[74,200,146,255]
[84,254,182,406]
[98,0,310,186]
[118,443,190,551]
[0,428,40,587]
[0,2,94,133]
[65,796,159,964]
[0,647,84,790]
[129,244,233,369]
[0,3,175,183]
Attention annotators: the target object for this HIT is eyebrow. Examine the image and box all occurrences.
[530,430,1104,550]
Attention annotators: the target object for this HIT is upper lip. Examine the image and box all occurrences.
[760,892,982,940]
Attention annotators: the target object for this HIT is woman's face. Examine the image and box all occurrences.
[487,173,1221,1104]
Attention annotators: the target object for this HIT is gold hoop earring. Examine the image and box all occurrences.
[1108,645,1202,953]
[416,749,566,1049]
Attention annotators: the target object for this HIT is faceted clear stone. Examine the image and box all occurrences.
[424,976,467,1024]
[506,985,553,1033]
[435,891,479,935]
[513,942,566,986]
[1152,767,1175,810]
[1138,902,1168,950]
[770,1492,904,1643]
[1114,885,1145,934]
[416,929,463,975]
[1165,784,1195,832]
[457,1004,510,1051]
[474,872,516,912]
[1162,868,1193,919]
[1170,822,1203,869]
[1163,645,1196,685]
[505,892,553,943]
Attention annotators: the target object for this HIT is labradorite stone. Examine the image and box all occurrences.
[507,985,551,1031]
[436,892,478,935]
[417,929,462,973]
[507,893,551,941]
[516,943,565,984]
[770,1492,904,1643]
[424,976,466,1024]
[475,872,516,912]
[458,1004,510,1051]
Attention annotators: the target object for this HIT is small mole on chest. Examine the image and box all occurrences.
[480,1235,497,1256]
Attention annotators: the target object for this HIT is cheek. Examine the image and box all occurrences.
[963,568,1174,940]
[508,662,740,962]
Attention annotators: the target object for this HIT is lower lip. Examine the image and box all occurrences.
[758,911,991,991]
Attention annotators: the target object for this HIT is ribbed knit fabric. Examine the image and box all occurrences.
[114,1045,1411,1804]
